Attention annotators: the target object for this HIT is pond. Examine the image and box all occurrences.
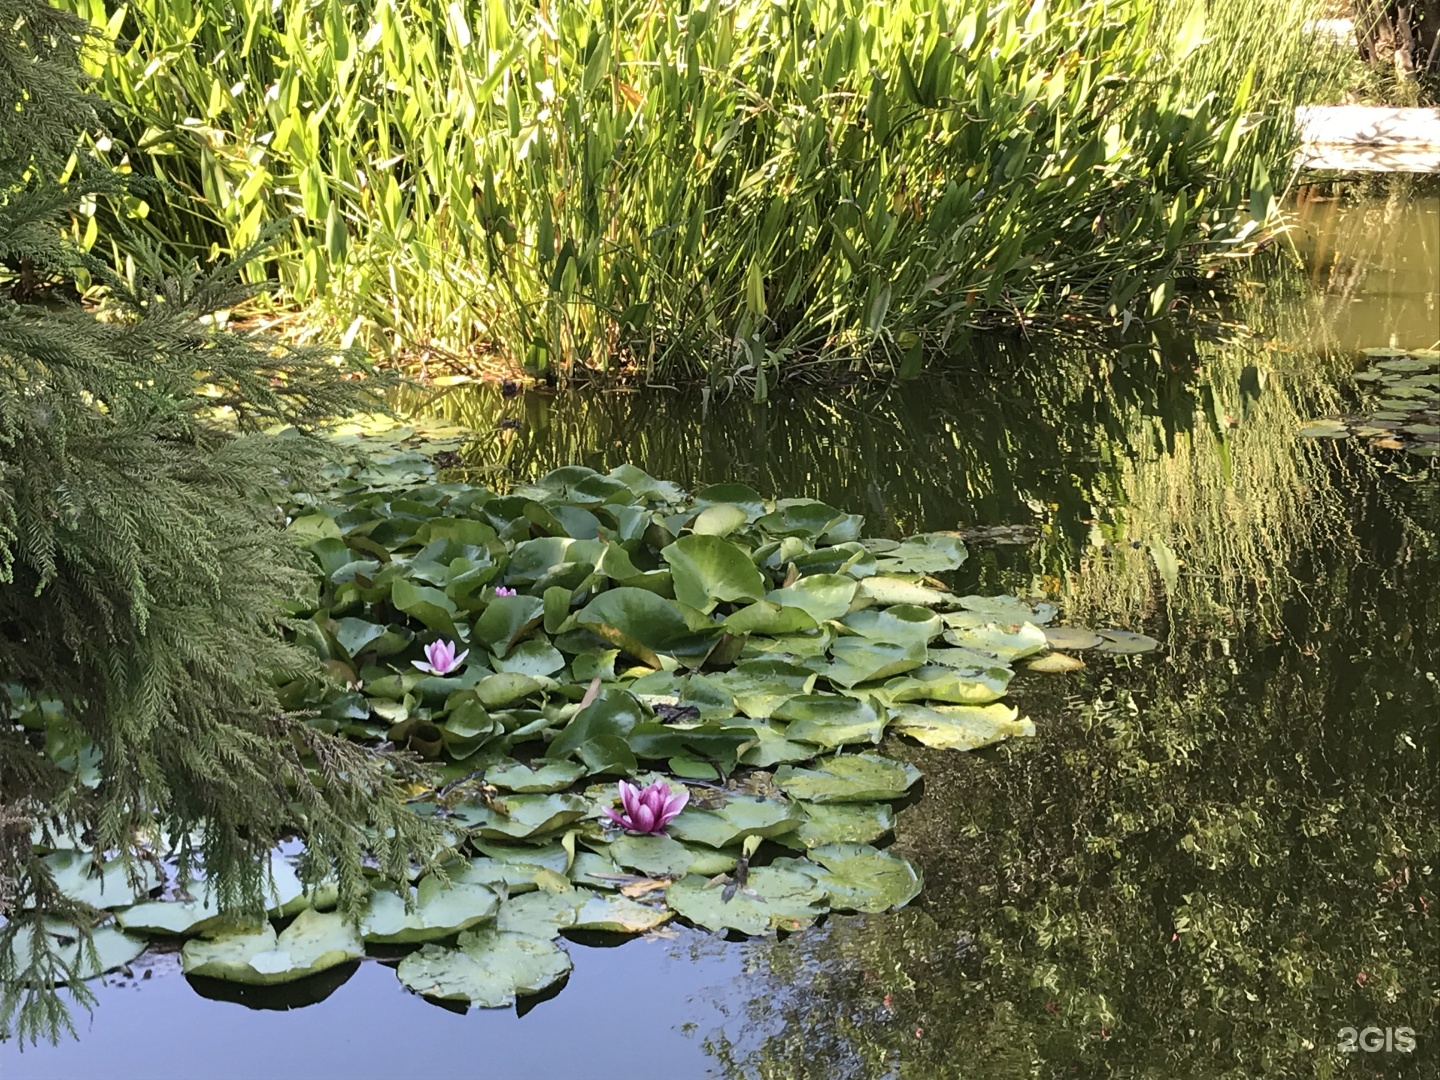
[5,181,1437,1079]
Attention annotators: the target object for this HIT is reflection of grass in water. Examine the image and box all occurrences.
[1063,280,1359,632]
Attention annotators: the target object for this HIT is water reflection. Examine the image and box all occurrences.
[6,185,1438,1078]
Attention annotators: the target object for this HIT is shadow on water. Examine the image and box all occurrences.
[4,183,1438,1078]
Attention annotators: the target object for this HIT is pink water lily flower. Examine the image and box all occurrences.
[604,780,689,835]
[494,586,517,597]
[413,639,468,676]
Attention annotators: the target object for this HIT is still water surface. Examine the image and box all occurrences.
[6,183,1437,1079]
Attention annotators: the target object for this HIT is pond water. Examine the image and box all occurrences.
[5,182,1437,1079]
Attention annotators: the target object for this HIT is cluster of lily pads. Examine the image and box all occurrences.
[15,434,1156,1010]
[1300,348,1440,458]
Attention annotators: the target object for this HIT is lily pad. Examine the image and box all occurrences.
[495,890,585,938]
[38,851,162,911]
[941,619,1048,661]
[785,802,896,849]
[181,909,363,985]
[1095,629,1161,654]
[772,694,885,747]
[774,754,921,803]
[855,576,959,608]
[1042,626,1103,650]
[872,534,968,573]
[662,534,767,613]
[665,866,828,934]
[819,638,927,688]
[708,660,817,718]
[570,893,672,934]
[959,594,1056,625]
[1027,652,1085,673]
[4,921,148,982]
[599,833,738,877]
[765,574,859,623]
[484,760,587,793]
[452,793,591,840]
[840,605,943,647]
[891,702,1034,750]
[396,928,572,1007]
[798,844,922,913]
[360,874,501,944]
[667,798,804,848]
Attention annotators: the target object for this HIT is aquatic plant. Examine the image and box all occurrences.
[604,780,690,835]
[412,639,469,675]
[60,0,1350,385]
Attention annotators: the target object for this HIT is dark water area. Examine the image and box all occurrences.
[6,184,1438,1079]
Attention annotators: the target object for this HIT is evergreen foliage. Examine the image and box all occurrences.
[0,0,441,1042]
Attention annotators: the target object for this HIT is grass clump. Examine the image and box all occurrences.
[65,0,1348,385]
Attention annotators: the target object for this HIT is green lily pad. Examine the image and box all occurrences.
[391,578,463,640]
[890,702,1035,750]
[879,665,1012,705]
[840,605,943,647]
[942,618,1048,661]
[1042,625,1103,650]
[855,576,959,608]
[115,896,231,937]
[708,660,817,717]
[38,851,162,911]
[732,719,818,767]
[599,833,738,877]
[495,889,585,938]
[772,694,885,747]
[360,874,501,944]
[797,844,922,913]
[484,760,587,793]
[4,921,148,982]
[472,672,548,709]
[665,866,828,934]
[452,793,590,840]
[1095,629,1161,654]
[662,534,767,613]
[474,595,545,657]
[819,638,927,688]
[959,594,1056,624]
[784,801,896,849]
[724,601,820,635]
[396,929,572,1007]
[575,588,692,667]
[491,638,566,677]
[765,574,859,622]
[571,893,672,934]
[181,909,363,985]
[774,753,921,802]
[689,504,749,537]
[871,534,968,573]
[667,798,804,848]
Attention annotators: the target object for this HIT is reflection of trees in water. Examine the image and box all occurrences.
[690,451,1439,1078]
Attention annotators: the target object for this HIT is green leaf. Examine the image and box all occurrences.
[598,833,737,877]
[942,618,1048,661]
[484,760,587,793]
[890,702,1035,750]
[574,588,691,667]
[474,594,545,657]
[396,929,572,1006]
[39,851,161,910]
[840,604,943,647]
[491,638,566,676]
[667,798,804,848]
[773,694,885,747]
[1096,629,1161,654]
[5,921,147,983]
[361,874,501,943]
[181,909,363,985]
[665,866,827,934]
[766,574,858,622]
[662,534,767,613]
[391,578,463,639]
[571,893,672,934]
[785,802,896,849]
[452,793,590,840]
[707,659,816,717]
[724,601,819,635]
[873,534,968,573]
[879,664,1012,705]
[819,638,927,688]
[774,753,921,802]
[796,844,922,913]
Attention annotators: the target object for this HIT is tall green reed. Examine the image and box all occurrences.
[64,0,1349,387]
